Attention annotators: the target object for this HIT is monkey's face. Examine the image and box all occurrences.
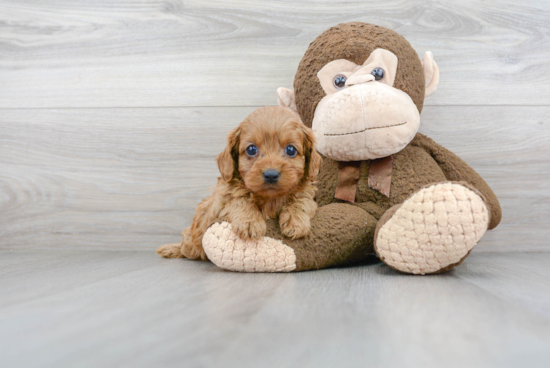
[312,49,420,161]
[279,23,440,162]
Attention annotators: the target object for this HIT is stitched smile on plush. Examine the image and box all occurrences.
[323,121,407,136]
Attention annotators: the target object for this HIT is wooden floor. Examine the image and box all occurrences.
[1,250,549,368]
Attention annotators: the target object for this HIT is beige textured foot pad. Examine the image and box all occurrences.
[375,183,489,275]
[203,222,297,272]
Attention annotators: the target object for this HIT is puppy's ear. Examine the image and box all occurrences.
[216,126,241,181]
[300,124,322,181]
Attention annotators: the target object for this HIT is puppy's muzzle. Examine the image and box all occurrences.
[263,169,280,184]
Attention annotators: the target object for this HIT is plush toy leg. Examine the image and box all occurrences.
[202,203,377,272]
[374,182,489,275]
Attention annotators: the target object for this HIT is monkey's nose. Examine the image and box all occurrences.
[345,73,375,87]
[263,169,280,184]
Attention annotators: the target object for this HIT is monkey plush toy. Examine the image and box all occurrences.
[202,22,501,274]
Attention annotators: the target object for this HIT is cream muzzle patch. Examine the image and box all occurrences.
[312,48,421,162]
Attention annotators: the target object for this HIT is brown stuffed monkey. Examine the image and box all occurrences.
[202,22,501,274]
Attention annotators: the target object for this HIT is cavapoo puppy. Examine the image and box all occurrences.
[157,106,322,260]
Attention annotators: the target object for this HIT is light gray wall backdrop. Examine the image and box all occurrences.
[1,0,549,252]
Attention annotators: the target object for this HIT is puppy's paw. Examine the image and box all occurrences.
[279,209,311,239]
[232,217,267,240]
[156,243,184,258]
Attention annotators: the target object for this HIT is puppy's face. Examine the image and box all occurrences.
[217,106,321,198]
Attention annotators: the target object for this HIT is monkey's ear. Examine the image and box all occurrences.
[277,87,300,118]
[422,51,439,98]
[216,126,241,181]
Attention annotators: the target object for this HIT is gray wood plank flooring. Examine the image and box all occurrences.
[1,250,549,368]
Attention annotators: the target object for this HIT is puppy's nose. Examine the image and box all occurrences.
[263,169,280,184]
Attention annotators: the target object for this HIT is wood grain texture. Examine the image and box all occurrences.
[1,250,550,368]
[0,106,548,251]
[1,0,550,108]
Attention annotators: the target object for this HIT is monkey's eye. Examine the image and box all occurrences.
[332,74,347,89]
[371,67,384,81]
[285,145,297,157]
[246,145,258,157]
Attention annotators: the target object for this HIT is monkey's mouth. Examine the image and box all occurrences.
[323,121,407,137]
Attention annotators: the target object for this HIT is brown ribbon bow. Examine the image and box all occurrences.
[334,156,394,202]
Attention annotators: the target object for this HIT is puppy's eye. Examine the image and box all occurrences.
[333,74,347,89]
[246,145,258,157]
[285,145,297,157]
[371,67,384,81]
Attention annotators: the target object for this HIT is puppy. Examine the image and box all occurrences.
[157,106,322,260]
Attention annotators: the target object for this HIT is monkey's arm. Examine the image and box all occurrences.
[411,133,501,229]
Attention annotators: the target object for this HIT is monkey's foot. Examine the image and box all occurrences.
[374,182,489,275]
[203,222,297,272]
